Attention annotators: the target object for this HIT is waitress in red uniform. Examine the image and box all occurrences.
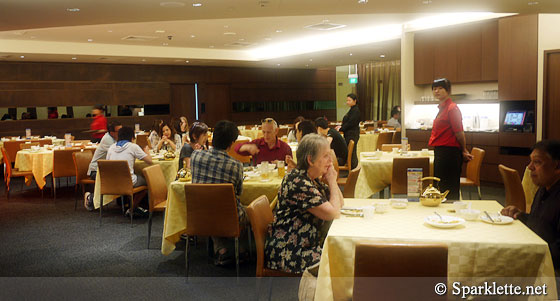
[90,105,107,143]
[429,78,473,200]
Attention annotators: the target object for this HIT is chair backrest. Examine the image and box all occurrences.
[376,132,393,151]
[330,150,339,177]
[1,147,12,179]
[184,183,240,237]
[53,149,82,178]
[277,127,289,137]
[498,164,526,212]
[345,140,355,169]
[381,144,410,152]
[353,242,447,301]
[37,139,52,146]
[466,147,485,186]
[343,165,362,198]
[382,125,395,130]
[72,150,93,183]
[391,157,430,195]
[19,142,40,150]
[136,134,150,150]
[246,195,273,277]
[228,140,251,163]
[3,140,25,163]
[142,164,168,212]
[97,160,134,196]
[391,130,401,144]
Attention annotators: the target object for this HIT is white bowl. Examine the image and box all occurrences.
[374,202,389,213]
[459,209,481,221]
[390,199,408,209]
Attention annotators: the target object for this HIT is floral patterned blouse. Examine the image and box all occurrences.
[264,168,330,273]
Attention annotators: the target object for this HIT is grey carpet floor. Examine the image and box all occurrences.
[0,177,506,300]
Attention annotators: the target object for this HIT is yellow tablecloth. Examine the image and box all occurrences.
[14,149,53,189]
[355,133,378,157]
[0,138,64,162]
[522,166,539,213]
[354,151,434,198]
[239,129,260,140]
[93,158,179,209]
[161,173,283,255]
[315,199,557,300]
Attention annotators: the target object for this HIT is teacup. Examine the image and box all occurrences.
[363,206,375,219]
[374,202,389,213]
[459,209,481,221]
[453,201,468,213]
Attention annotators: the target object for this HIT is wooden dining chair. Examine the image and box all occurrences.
[375,132,393,151]
[3,140,25,165]
[52,148,82,199]
[19,142,40,150]
[97,160,148,227]
[353,242,448,300]
[460,147,485,200]
[339,165,361,198]
[183,183,243,279]
[1,147,34,199]
[391,157,430,195]
[391,129,401,144]
[228,140,252,164]
[277,127,289,137]
[72,150,94,210]
[142,164,168,249]
[246,195,300,277]
[135,133,150,150]
[498,164,526,212]
[381,144,410,152]
[339,140,355,172]
[37,139,52,146]
[382,125,395,130]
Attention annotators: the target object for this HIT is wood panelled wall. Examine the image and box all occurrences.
[0,62,335,138]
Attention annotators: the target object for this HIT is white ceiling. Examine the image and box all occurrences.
[0,0,559,68]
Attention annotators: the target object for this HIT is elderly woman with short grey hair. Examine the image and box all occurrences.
[264,134,344,274]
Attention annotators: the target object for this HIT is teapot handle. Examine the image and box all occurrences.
[421,176,440,182]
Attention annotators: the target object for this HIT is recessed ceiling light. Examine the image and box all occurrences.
[20,55,24,59]
[162,42,169,46]
[528,1,539,5]
[358,0,368,3]
[238,38,245,41]
[192,3,202,7]
[107,30,113,33]
[72,57,77,60]
[422,0,432,4]
[264,37,272,41]
[275,30,282,33]
[160,2,186,8]
[66,8,80,12]
[224,32,236,35]
[277,63,281,66]
[224,25,229,28]
[141,59,146,62]
[190,35,196,38]
[309,58,313,61]
[349,53,353,56]
[185,60,189,63]
[87,39,93,42]
[209,45,214,48]
[155,30,166,33]
[380,54,385,58]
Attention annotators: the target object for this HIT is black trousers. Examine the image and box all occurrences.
[345,134,359,169]
[433,146,462,200]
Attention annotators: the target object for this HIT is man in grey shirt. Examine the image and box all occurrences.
[387,105,401,129]
[84,121,122,210]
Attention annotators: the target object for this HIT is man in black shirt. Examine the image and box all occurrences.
[315,117,348,166]
[502,140,560,273]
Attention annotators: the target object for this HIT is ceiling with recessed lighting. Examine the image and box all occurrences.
[0,0,558,68]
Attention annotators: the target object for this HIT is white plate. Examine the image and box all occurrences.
[425,215,465,228]
[341,208,364,217]
[480,214,513,225]
[259,178,272,182]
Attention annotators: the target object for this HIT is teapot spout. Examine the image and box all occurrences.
[441,190,450,198]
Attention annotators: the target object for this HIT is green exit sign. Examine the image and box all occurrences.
[349,77,358,84]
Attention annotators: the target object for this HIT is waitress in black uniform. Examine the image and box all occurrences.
[337,93,361,169]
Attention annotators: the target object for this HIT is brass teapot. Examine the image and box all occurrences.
[164,149,176,160]
[419,177,450,207]
[177,167,191,182]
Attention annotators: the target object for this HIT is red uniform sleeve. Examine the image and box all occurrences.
[448,106,464,133]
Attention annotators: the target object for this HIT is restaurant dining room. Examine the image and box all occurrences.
[2,0,560,300]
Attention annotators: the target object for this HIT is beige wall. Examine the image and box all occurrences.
[335,66,356,121]
[537,14,560,140]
